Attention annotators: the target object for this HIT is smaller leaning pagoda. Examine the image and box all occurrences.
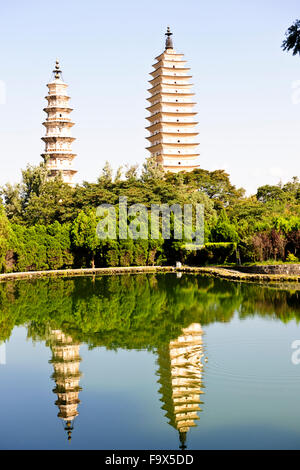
[47,329,82,441]
[41,60,77,186]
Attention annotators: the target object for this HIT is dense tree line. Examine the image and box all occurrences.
[0,158,299,272]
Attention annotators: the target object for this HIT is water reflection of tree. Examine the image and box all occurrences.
[0,274,299,347]
[239,284,300,322]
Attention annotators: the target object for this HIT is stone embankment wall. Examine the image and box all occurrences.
[232,264,300,275]
[0,265,299,284]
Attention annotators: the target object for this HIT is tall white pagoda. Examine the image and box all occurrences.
[156,323,205,449]
[146,28,200,173]
[41,60,77,186]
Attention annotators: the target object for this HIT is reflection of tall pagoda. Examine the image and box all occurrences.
[47,329,82,441]
[156,323,205,449]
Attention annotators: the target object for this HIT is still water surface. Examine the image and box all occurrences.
[0,273,300,449]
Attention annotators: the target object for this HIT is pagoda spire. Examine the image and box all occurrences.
[146,29,200,173]
[53,59,62,80]
[179,431,187,450]
[41,60,77,186]
[165,26,174,50]
[156,324,205,449]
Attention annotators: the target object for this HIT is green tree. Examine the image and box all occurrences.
[0,204,12,272]
[141,156,165,182]
[21,161,49,208]
[71,209,101,268]
[210,209,239,243]
[282,20,300,56]
[0,183,23,223]
[114,166,123,183]
[97,161,113,186]
[179,169,245,206]
[24,179,75,225]
[124,164,139,182]
[256,184,287,203]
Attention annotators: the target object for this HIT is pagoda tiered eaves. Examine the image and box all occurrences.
[41,60,77,186]
[146,29,200,172]
[146,121,199,131]
[147,93,195,103]
[150,67,191,77]
[149,76,193,86]
[148,83,193,93]
[155,52,185,61]
[146,103,197,113]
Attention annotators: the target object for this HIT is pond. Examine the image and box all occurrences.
[0,273,300,450]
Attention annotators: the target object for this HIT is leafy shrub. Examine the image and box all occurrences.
[286,252,299,263]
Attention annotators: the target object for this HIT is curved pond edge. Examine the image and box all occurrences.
[0,265,299,283]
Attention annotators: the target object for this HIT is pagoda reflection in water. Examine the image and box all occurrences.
[47,329,82,441]
[44,323,204,446]
[156,323,205,449]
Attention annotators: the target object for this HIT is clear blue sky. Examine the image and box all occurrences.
[0,0,300,194]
